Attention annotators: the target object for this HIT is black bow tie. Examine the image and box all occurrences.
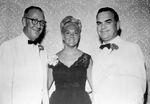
[100,43,119,50]
[28,40,44,51]
[100,43,111,49]
[28,40,37,45]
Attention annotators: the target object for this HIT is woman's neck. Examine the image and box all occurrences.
[63,45,79,55]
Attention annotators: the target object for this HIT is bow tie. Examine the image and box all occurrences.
[28,40,37,45]
[100,43,111,49]
[28,40,44,51]
[100,43,119,50]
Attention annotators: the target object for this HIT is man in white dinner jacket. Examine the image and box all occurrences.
[0,6,49,104]
[92,7,146,104]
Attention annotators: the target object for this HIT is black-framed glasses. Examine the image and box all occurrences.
[24,17,46,26]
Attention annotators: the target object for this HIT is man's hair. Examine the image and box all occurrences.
[96,7,119,22]
[23,6,44,18]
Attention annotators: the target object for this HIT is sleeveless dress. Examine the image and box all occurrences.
[49,53,92,104]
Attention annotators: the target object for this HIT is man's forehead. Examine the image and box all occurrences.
[27,9,44,17]
[97,11,115,21]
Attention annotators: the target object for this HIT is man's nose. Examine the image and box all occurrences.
[101,23,106,29]
[35,22,41,29]
[70,33,75,37]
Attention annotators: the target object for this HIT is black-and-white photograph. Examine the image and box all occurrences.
[0,0,149,104]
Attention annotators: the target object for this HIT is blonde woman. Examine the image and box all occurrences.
[48,16,93,104]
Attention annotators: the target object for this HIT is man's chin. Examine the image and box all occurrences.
[34,32,41,39]
[31,36,39,41]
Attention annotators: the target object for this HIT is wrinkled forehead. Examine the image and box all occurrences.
[26,9,45,19]
[97,11,115,22]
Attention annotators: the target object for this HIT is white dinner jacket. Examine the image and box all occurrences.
[0,33,49,104]
[92,36,146,104]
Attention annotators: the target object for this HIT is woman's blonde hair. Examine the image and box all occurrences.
[60,16,82,34]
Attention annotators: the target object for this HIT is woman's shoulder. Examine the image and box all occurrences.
[56,50,64,57]
[78,50,92,59]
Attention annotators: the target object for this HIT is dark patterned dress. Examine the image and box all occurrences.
[49,53,92,104]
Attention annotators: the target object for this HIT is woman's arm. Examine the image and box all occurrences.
[87,58,93,94]
[47,67,54,92]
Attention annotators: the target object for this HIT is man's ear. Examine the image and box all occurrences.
[22,17,26,27]
[117,20,120,31]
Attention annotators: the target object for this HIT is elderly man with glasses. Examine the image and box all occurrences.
[0,6,49,104]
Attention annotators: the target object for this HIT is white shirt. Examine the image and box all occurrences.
[92,36,146,104]
[0,33,49,104]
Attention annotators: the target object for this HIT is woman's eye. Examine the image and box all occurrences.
[75,32,78,35]
[65,31,70,35]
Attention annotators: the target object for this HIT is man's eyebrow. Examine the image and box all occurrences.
[105,19,112,22]
[96,21,101,24]
[96,19,112,23]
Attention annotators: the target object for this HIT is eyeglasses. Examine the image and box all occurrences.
[24,17,46,26]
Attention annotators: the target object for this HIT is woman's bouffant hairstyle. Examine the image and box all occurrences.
[60,16,82,34]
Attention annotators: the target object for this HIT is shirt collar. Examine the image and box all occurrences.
[103,36,121,45]
[20,32,30,42]
[20,32,39,45]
